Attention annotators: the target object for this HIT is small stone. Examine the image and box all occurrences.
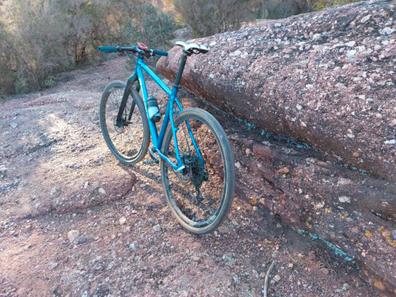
[277,167,289,175]
[232,275,240,284]
[338,196,351,204]
[346,49,357,59]
[230,50,241,57]
[67,230,80,244]
[296,104,303,111]
[76,235,89,245]
[380,27,395,35]
[50,186,61,197]
[345,41,356,47]
[98,187,106,195]
[48,261,58,270]
[235,162,241,169]
[119,217,127,225]
[346,129,355,139]
[153,224,161,232]
[191,255,200,262]
[128,242,138,251]
[391,230,396,241]
[272,274,281,283]
[245,148,252,156]
[384,139,396,145]
[360,15,371,23]
[10,122,18,129]
[336,283,350,293]
[222,254,236,266]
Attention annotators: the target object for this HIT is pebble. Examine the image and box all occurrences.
[232,275,241,284]
[153,224,161,232]
[128,242,138,251]
[335,283,350,293]
[48,261,58,270]
[191,255,200,262]
[277,167,289,175]
[344,41,356,47]
[384,139,396,145]
[222,254,236,266]
[346,49,357,59]
[50,186,61,197]
[235,162,241,169]
[272,274,281,283]
[380,27,395,35]
[391,230,396,241]
[338,196,351,204]
[119,217,127,225]
[98,187,106,195]
[67,230,80,244]
[360,15,371,23]
[230,50,242,57]
[10,122,18,129]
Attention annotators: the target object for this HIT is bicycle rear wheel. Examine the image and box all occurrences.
[99,80,149,165]
[160,108,235,234]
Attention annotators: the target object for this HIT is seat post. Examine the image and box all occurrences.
[174,52,188,89]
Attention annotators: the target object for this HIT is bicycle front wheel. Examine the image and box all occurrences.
[160,108,235,234]
[99,80,149,165]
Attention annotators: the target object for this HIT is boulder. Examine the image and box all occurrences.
[188,95,396,296]
[157,0,396,182]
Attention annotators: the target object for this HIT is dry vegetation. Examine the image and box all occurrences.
[0,0,357,97]
[0,0,175,96]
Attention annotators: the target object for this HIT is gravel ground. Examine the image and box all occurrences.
[0,58,378,297]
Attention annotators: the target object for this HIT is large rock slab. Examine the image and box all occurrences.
[157,0,396,182]
[188,96,396,296]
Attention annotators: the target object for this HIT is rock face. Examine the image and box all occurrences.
[187,95,396,296]
[157,0,396,182]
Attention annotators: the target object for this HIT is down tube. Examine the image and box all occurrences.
[136,65,158,147]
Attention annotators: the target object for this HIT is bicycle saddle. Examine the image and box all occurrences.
[175,41,209,55]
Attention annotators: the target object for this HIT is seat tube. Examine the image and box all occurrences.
[174,53,188,90]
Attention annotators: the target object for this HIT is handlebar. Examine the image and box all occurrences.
[97,45,168,57]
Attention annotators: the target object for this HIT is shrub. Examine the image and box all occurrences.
[174,0,250,37]
[0,0,176,96]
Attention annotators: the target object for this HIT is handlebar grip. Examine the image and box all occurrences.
[153,49,168,57]
[97,46,119,53]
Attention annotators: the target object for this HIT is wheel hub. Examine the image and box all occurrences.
[113,116,126,133]
[181,154,208,190]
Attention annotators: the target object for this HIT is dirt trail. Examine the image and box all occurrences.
[0,58,378,296]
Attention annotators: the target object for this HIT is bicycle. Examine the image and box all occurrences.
[97,41,235,234]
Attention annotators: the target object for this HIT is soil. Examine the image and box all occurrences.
[0,57,380,297]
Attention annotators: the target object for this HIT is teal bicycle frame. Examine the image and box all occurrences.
[134,56,203,172]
